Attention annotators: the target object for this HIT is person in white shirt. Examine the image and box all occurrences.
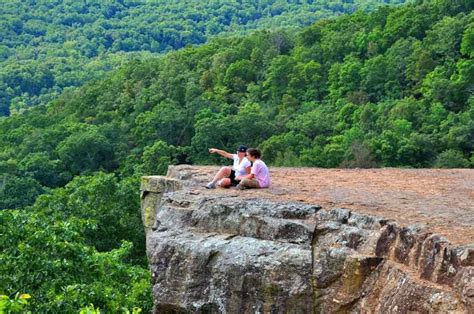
[205,145,251,189]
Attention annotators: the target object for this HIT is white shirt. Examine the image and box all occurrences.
[232,154,251,177]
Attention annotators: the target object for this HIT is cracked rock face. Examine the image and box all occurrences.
[141,166,473,313]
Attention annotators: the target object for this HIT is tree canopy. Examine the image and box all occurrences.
[0,0,408,116]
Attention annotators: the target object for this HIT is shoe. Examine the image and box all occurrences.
[236,184,246,190]
[205,182,216,189]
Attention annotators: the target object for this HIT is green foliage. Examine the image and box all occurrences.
[0,293,31,313]
[18,152,63,188]
[261,131,311,165]
[56,126,116,175]
[79,303,142,314]
[461,22,474,58]
[0,0,409,116]
[435,149,470,168]
[0,175,44,210]
[137,141,178,176]
[0,173,151,312]
[79,304,101,314]
[191,109,234,164]
[133,101,189,147]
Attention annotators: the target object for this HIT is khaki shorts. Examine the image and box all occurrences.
[239,178,260,188]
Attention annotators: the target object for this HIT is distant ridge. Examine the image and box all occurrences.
[0,0,408,115]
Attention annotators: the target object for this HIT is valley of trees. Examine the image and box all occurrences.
[1,0,473,311]
[0,0,408,116]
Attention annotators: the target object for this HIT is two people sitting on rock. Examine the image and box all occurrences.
[206,146,270,190]
[205,145,251,189]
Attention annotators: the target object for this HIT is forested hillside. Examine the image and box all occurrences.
[0,0,408,116]
[1,0,473,311]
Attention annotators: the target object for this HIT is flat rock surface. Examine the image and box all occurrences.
[183,166,473,245]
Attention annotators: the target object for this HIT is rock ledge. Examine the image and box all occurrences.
[141,165,473,313]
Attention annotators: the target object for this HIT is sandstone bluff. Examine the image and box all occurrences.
[141,165,473,313]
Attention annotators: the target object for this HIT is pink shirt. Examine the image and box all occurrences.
[251,159,270,188]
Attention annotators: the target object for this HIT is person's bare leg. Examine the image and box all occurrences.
[218,178,231,188]
[212,167,231,183]
[206,167,231,188]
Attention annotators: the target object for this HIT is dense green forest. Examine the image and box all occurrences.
[1,0,473,311]
[0,0,408,116]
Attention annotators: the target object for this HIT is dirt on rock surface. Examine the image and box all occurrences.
[190,166,473,246]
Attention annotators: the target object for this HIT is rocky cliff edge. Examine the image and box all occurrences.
[141,165,473,313]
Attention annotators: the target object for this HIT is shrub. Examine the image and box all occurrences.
[434,149,470,168]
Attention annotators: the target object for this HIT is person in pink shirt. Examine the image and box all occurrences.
[236,148,270,190]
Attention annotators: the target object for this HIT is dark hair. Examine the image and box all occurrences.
[247,148,261,159]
